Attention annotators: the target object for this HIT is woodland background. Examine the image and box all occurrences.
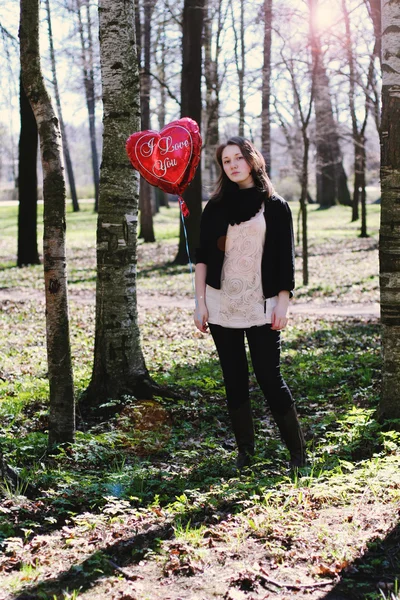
[0,0,400,599]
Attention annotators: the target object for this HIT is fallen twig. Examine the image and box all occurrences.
[108,559,144,581]
[259,566,339,590]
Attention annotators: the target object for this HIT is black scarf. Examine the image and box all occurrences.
[223,185,266,226]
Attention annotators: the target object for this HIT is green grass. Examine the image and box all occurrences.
[0,201,381,294]
[1,199,398,600]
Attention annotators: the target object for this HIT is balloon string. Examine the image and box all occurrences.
[178,197,198,312]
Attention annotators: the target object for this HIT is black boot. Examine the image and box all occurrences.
[272,405,306,468]
[228,401,255,470]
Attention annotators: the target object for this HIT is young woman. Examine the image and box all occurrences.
[194,136,306,471]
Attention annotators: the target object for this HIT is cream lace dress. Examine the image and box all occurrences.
[206,207,278,328]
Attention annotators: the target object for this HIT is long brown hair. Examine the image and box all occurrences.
[210,136,274,201]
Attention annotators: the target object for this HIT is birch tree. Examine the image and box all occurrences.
[20,0,75,445]
[342,0,375,236]
[204,0,229,186]
[230,0,246,136]
[204,0,221,185]
[138,0,156,243]
[379,0,400,420]
[45,0,79,212]
[154,13,169,207]
[86,0,153,407]
[76,0,100,211]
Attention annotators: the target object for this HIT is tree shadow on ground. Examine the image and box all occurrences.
[323,521,400,599]
[137,259,189,278]
[10,528,175,599]
[309,241,378,257]
[1,321,383,540]
[3,319,394,600]
[8,493,252,600]
[8,497,400,600]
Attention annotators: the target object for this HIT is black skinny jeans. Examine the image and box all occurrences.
[209,323,294,415]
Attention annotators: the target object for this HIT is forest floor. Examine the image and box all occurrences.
[0,202,399,600]
[0,285,380,317]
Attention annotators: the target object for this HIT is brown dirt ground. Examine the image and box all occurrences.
[0,287,380,320]
[0,256,389,600]
[0,473,399,600]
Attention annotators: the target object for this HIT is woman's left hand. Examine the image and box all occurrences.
[271,293,290,330]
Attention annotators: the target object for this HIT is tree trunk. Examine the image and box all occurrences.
[204,0,223,186]
[44,0,79,213]
[20,0,75,446]
[17,74,40,267]
[2,27,18,187]
[238,0,245,136]
[85,0,99,211]
[134,0,142,69]
[76,0,100,211]
[360,139,367,238]
[300,133,309,285]
[309,0,351,208]
[231,0,245,136]
[139,0,156,243]
[342,0,360,222]
[175,0,205,265]
[261,0,272,175]
[378,0,400,421]
[156,23,169,208]
[139,179,155,241]
[204,1,221,186]
[135,0,144,235]
[86,0,153,408]
[343,0,373,232]
[204,4,214,184]
[365,0,381,64]
[352,140,361,222]
[204,3,212,177]
[280,42,314,286]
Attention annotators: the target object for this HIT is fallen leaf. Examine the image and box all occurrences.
[312,560,349,577]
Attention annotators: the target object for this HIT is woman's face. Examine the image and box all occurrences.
[221,144,254,188]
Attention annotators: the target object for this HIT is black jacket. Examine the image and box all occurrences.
[195,193,295,299]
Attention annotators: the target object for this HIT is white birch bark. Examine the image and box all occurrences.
[379,0,400,419]
[87,0,151,405]
[19,0,75,445]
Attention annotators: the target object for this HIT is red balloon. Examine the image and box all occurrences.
[126,118,202,197]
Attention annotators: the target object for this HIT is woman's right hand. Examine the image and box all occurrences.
[194,302,209,333]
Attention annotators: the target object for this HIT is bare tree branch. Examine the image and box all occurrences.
[147,69,181,107]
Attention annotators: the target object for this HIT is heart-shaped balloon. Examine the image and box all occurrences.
[126,118,202,197]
